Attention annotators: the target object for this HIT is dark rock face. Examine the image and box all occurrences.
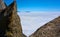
[22,34,27,37]
[0,1,26,37]
[29,16,60,37]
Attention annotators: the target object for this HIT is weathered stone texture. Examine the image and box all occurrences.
[0,1,26,37]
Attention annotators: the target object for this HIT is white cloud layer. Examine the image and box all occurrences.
[18,11,60,36]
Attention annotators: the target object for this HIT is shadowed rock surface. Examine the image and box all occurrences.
[29,16,60,37]
[0,0,26,37]
[22,34,27,37]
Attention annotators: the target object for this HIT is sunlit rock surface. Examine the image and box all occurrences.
[0,0,6,11]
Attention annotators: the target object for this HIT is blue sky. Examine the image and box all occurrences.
[4,0,60,12]
[19,0,60,11]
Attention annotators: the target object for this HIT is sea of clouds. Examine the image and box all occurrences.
[18,11,60,36]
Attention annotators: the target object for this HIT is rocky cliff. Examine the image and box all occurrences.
[29,16,60,37]
[0,0,26,37]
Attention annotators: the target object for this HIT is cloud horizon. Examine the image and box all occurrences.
[18,12,60,36]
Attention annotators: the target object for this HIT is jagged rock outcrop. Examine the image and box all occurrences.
[29,16,60,37]
[0,0,26,37]
[0,0,6,11]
